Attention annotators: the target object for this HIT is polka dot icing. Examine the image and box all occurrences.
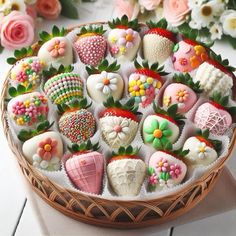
[128,73,162,107]
[58,109,96,143]
[10,57,45,91]
[44,73,83,105]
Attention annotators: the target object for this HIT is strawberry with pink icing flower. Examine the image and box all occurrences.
[108,15,141,61]
[74,25,107,66]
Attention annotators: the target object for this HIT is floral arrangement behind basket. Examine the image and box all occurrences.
[0,0,80,52]
[114,0,236,48]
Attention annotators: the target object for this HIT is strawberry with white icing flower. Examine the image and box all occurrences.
[194,52,235,96]
[86,59,124,103]
[143,104,185,149]
[99,97,140,148]
[143,19,176,64]
[194,92,236,135]
[108,15,141,61]
[148,145,188,191]
[162,73,203,113]
[74,25,107,66]
[65,141,104,194]
[107,146,146,196]
[128,60,168,108]
[183,129,222,167]
[172,38,208,73]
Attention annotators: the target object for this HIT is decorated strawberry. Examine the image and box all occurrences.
[194,52,235,96]
[143,104,185,149]
[43,65,83,105]
[183,129,222,167]
[172,38,208,73]
[58,98,96,144]
[99,97,140,148]
[162,73,202,113]
[128,60,169,108]
[74,25,107,66]
[143,19,176,64]
[107,146,146,196]
[148,145,188,191]
[194,92,236,135]
[86,59,124,103]
[108,15,141,61]
[65,140,104,194]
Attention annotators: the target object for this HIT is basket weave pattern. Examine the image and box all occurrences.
[1,23,236,228]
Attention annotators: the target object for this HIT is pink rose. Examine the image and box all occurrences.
[139,0,162,11]
[36,0,62,20]
[26,5,37,19]
[0,11,35,50]
[163,0,190,26]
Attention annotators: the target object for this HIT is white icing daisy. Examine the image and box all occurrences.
[159,179,174,189]
[209,23,223,40]
[195,142,211,159]
[32,154,60,171]
[95,71,118,95]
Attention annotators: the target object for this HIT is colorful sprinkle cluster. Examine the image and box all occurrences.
[11,94,48,126]
[128,73,162,107]
[58,109,96,143]
[44,73,83,105]
[10,58,45,90]
[148,158,182,191]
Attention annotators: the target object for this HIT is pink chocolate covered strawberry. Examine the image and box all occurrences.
[74,25,107,66]
[194,92,236,135]
[65,140,104,194]
[143,19,176,64]
[128,60,169,108]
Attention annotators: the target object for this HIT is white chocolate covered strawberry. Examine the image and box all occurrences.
[143,104,185,149]
[143,19,176,64]
[86,59,124,103]
[107,146,146,196]
[74,25,107,66]
[65,141,104,194]
[99,97,139,148]
[194,92,236,135]
[108,15,141,61]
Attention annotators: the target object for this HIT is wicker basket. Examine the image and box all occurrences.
[1,22,236,229]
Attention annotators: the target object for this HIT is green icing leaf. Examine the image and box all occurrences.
[173,43,179,53]
[153,138,162,149]
[8,87,18,97]
[159,120,168,130]
[151,119,159,130]
[162,129,172,137]
[148,167,155,176]
[145,134,154,143]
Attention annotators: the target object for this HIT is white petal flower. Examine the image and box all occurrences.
[197,142,210,159]
[189,19,202,30]
[221,10,236,38]
[209,23,223,40]
[188,0,204,9]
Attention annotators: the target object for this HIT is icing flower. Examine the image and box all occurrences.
[169,164,181,179]
[32,154,60,171]
[221,10,236,38]
[176,89,189,102]
[47,39,66,58]
[16,71,27,83]
[163,95,171,107]
[156,158,169,172]
[103,116,130,140]
[95,71,118,95]
[110,45,119,55]
[37,138,58,161]
[143,119,173,149]
[196,142,211,159]
[12,101,25,115]
[118,29,139,49]
[0,11,34,50]
[149,173,158,186]
[163,0,190,27]
[159,178,174,188]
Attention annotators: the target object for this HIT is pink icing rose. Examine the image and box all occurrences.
[36,0,62,20]
[163,0,190,26]
[139,0,162,11]
[0,11,35,50]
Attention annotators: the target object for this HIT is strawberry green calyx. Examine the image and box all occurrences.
[78,25,106,36]
[112,145,140,157]
[86,59,120,75]
[108,15,140,31]
[39,26,67,44]
[146,18,168,30]
[195,129,222,153]
[209,92,236,115]
[8,84,33,98]
[18,120,54,142]
[68,140,100,153]
[43,64,74,80]
[7,47,34,65]
[172,73,203,93]
[153,103,186,126]
[134,59,169,77]
[57,98,92,115]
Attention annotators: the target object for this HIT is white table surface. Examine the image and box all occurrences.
[0,1,236,235]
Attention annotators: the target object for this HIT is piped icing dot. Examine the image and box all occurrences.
[113,125,122,133]
[153,129,163,138]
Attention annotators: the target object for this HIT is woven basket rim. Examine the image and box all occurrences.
[1,21,236,204]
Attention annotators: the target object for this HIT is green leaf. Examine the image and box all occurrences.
[59,0,78,19]
[7,57,17,65]
[36,123,46,133]
[0,45,4,54]
[148,167,155,176]
[167,104,178,116]
[202,129,210,139]
[52,26,60,37]
[8,87,18,97]
[14,50,21,58]
[17,84,26,94]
